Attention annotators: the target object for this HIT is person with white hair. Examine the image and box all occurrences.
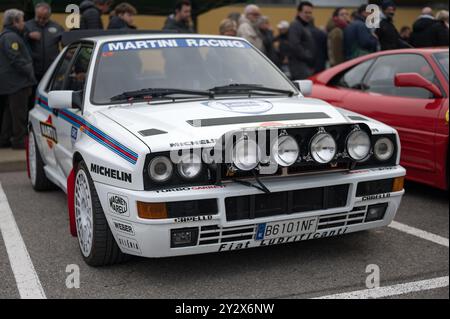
[0,9,36,149]
[410,6,437,47]
[237,4,265,52]
[25,2,64,81]
[431,10,449,47]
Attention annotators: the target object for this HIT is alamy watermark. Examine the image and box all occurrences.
[366,264,380,289]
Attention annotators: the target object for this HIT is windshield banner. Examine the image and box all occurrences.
[102,38,251,52]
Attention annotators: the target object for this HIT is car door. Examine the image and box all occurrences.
[37,44,79,176]
[53,44,94,178]
[340,53,445,174]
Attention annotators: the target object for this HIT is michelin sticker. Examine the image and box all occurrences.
[103,38,251,52]
[108,193,130,217]
[204,100,273,114]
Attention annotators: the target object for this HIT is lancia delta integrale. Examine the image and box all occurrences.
[27,34,406,266]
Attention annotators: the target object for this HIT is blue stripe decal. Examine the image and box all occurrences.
[36,95,138,164]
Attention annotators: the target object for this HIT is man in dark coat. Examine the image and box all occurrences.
[108,2,137,30]
[0,9,36,149]
[431,10,449,47]
[80,0,111,30]
[25,2,64,81]
[410,7,437,48]
[343,5,378,60]
[375,0,409,50]
[288,1,316,80]
[163,0,195,33]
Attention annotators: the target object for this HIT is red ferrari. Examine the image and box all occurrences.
[310,48,449,190]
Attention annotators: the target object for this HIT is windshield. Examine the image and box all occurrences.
[434,51,449,81]
[92,38,296,104]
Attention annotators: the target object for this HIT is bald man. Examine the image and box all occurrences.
[410,6,437,47]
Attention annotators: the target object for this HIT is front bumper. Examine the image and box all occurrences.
[94,166,406,258]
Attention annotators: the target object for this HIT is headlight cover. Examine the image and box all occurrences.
[148,156,173,182]
[272,135,299,166]
[346,130,371,161]
[177,153,203,179]
[374,138,394,161]
[233,137,260,171]
[310,131,337,164]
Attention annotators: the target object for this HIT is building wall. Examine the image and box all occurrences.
[1,5,422,34]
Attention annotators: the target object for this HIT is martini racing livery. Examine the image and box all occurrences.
[27,34,406,266]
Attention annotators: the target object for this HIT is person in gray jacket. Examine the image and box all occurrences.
[25,2,64,81]
[0,9,36,149]
[288,1,316,80]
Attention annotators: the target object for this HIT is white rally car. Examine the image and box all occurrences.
[27,34,406,266]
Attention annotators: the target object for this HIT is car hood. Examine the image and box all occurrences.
[99,97,351,153]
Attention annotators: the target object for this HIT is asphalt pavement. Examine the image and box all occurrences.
[0,169,448,299]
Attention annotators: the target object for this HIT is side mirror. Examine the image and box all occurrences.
[48,91,82,110]
[293,80,313,97]
[394,73,443,98]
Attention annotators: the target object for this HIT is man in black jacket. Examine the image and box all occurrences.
[376,0,409,50]
[80,0,112,30]
[25,2,64,81]
[288,1,316,80]
[163,0,195,33]
[410,7,437,48]
[0,9,36,149]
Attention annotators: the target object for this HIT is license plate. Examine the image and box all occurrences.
[255,217,318,241]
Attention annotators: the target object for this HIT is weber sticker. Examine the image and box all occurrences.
[112,219,135,236]
[117,236,141,254]
[108,193,130,217]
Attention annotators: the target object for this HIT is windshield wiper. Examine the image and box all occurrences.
[110,88,212,102]
[209,84,295,97]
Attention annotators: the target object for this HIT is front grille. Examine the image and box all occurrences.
[356,179,394,197]
[225,184,349,221]
[197,206,368,246]
[167,199,218,218]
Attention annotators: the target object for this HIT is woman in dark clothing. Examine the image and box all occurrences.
[108,2,137,30]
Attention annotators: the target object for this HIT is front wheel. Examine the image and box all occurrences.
[74,161,130,266]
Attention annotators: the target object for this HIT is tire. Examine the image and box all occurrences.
[28,129,56,191]
[74,161,130,266]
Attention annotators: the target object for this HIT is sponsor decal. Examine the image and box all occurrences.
[345,169,370,175]
[362,193,391,201]
[40,116,57,148]
[155,185,225,193]
[174,215,213,223]
[91,164,132,183]
[204,100,273,114]
[217,227,348,252]
[117,236,141,254]
[107,193,130,217]
[103,38,250,52]
[48,27,58,33]
[112,219,135,236]
[170,139,216,148]
[71,126,78,143]
[371,167,396,171]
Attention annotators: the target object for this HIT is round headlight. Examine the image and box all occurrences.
[374,138,394,161]
[233,137,260,171]
[310,132,336,164]
[148,156,173,182]
[346,130,371,161]
[177,153,202,179]
[272,135,299,166]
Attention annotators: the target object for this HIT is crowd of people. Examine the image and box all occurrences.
[0,0,449,150]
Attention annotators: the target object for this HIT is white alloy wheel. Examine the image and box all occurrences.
[75,169,94,257]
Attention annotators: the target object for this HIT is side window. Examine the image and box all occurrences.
[364,54,436,99]
[48,46,78,91]
[330,59,374,90]
[66,46,93,92]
